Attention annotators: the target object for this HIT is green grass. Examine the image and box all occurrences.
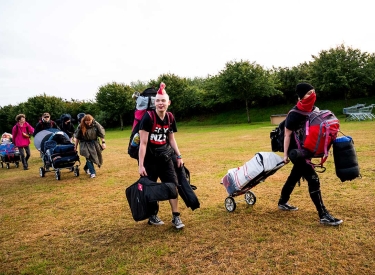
[1,115,375,274]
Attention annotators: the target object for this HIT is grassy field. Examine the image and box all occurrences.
[1,119,374,275]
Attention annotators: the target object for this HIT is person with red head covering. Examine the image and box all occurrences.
[278,83,343,226]
[138,82,185,229]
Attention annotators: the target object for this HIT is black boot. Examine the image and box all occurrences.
[309,189,326,216]
[310,190,343,226]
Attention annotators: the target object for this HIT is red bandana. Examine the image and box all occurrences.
[297,92,316,112]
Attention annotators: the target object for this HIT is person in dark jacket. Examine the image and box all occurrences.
[278,82,343,226]
[59,114,75,141]
[33,112,60,137]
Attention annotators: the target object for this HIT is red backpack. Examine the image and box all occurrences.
[291,108,340,169]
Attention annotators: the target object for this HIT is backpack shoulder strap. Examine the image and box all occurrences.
[289,107,311,117]
[147,110,157,132]
[166,112,174,127]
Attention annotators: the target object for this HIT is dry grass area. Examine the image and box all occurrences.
[1,121,374,275]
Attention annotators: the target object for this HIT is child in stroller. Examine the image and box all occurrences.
[39,131,80,180]
[0,132,21,169]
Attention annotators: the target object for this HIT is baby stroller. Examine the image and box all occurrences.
[220,152,284,212]
[34,129,80,180]
[1,132,21,169]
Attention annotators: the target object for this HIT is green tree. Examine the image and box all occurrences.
[149,74,192,119]
[216,60,281,123]
[23,94,66,126]
[365,53,375,96]
[309,44,373,102]
[0,105,18,134]
[130,80,149,94]
[61,99,99,126]
[96,82,134,130]
[273,62,310,103]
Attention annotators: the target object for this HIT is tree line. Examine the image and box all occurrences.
[1,44,374,133]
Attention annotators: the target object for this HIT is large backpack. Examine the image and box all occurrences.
[270,108,339,169]
[131,87,157,130]
[270,120,286,152]
[128,88,157,159]
[128,110,174,160]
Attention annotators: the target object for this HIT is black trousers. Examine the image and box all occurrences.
[279,159,326,216]
[18,146,31,168]
[144,156,178,216]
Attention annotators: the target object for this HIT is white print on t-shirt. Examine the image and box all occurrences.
[150,125,169,145]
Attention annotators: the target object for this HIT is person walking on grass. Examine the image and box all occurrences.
[74,114,106,178]
[33,112,60,137]
[12,114,34,170]
[278,82,343,226]
[138,82,185,229]
[59,114,75,142]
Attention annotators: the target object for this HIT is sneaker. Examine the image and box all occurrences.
[172,215,185,229]
[86,169,90,175]
[148,215,164,225]
[278,202,299,211]
[90,174,96,178]
[320,212,343,226]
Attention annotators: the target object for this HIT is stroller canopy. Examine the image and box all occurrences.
[34,129,70,151]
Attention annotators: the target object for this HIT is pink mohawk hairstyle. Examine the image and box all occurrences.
[157,82,166,95]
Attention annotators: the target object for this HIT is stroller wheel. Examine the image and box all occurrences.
[74,166,79,177]
[55,169,61,180]
[225,197,236,212]
[244,191,256,205]
[39,167,45,177]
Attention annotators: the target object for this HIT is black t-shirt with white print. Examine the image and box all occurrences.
[139,110,177,149]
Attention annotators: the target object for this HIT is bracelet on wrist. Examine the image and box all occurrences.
[177,155,182,159]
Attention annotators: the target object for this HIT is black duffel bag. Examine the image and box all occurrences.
[333,136,360,182]
[176,165,200,211]
[125,177,177,221]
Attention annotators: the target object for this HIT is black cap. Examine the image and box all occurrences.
[296,83,314,99]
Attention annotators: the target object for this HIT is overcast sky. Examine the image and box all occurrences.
[1,0,374,107]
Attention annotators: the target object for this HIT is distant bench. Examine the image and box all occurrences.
[343,104,375,121]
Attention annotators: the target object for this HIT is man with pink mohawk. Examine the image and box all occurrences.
[157,82,166,95]
[138,82,185,229]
